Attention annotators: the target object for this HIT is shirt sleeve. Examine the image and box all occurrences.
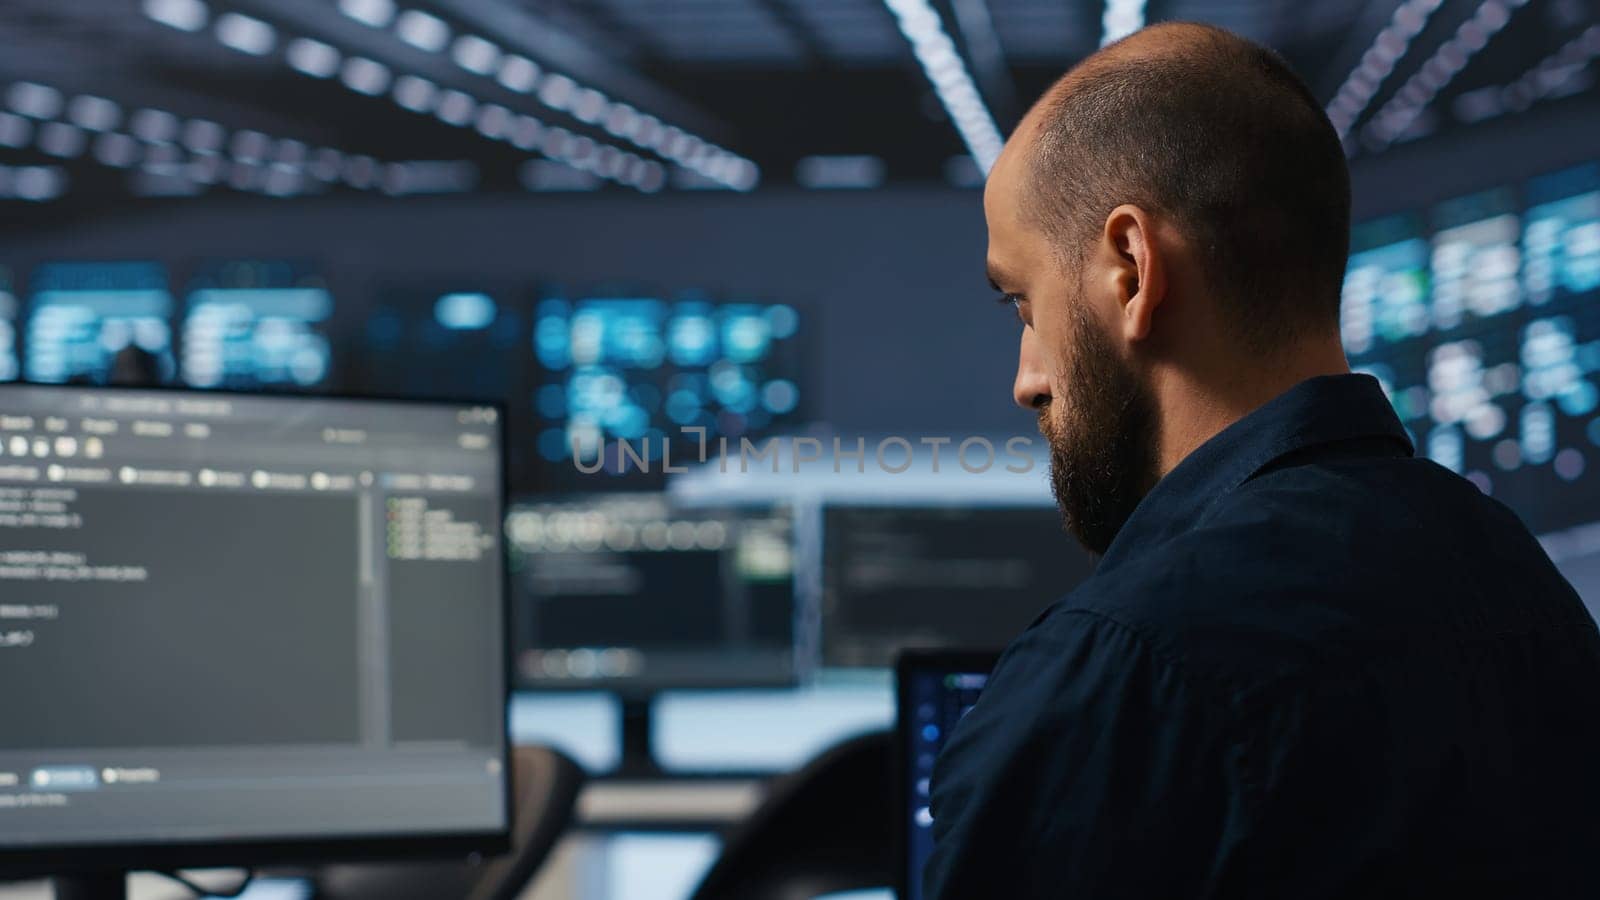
[923,610,1244,899]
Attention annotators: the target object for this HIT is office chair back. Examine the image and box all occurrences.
[317,743,586,900]
[691,730,893,900]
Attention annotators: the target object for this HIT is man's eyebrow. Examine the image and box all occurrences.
[986,262,1014,292]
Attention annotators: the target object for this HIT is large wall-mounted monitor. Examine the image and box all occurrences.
[530,292,807,489]
[181,261,334,390]
[24,262,176,386]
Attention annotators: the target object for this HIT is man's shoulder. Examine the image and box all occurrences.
[1042,455,1584,689]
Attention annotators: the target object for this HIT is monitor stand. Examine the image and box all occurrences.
[53,873,126,900]
[617,696,663,779]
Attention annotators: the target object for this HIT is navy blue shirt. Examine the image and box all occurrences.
[926,374,1600,898]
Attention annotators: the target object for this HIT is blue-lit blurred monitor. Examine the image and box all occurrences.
[1345,162,1600,615]
[821,504,1097,668]
[507,493,798,692]
[896,650,998,900]
[24,262,175,385]
[0,266,17,382]
[181,261,333,390]
[531,293,806,488]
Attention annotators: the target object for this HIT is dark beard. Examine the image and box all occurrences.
[1038,307,1160,555]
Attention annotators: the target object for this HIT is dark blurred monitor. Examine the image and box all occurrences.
[508,493,797,692]
[896,650,999,900]
[24,261,176,385]
[180,261,334,390]
[359,283,532,485]
[820,504,1096,668]
[0,384,509,879]
[0,266,17,382]
[360,284,525,401]
[530,292,806,489]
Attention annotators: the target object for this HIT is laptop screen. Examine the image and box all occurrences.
[896,651,999,900]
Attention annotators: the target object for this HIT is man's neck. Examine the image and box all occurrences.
[1153,337,1351,477]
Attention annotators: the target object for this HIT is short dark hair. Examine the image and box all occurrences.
[1026,22,1350,350]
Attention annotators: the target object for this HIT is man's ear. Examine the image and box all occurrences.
[1100,204,1166,344]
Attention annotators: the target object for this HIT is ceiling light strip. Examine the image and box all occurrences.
[1325,0,1447,142]
[3,79,402,199]
[1452,24,1600,124]
[1362,0,1532,151]
[342,5,757,190]
[882,0,1004,173]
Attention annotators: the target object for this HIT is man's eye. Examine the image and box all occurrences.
[995,293,1027,325]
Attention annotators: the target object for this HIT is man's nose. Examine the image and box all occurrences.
[1013,327,1052,410]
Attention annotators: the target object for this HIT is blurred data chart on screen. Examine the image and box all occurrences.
[181,261,333,390]
[0,385,507,854]
[24,262,176,385]
[531,294,805,485]
[822,505,1096,668]
[1344,163,1600,535]
[508,493,797,691]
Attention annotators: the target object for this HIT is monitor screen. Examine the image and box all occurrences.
[1344,164,1600,538]
[821,504,1095,668]
[24,262,176,385]
[508,493,797,691]
[359,284,532,488]
[897,652,997,900]
[530,293,806,488]
[0,385,507,867]
[181,261,334,390]
[360,285,525,403]
[0,266,17,382]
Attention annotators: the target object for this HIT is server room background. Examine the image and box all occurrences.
[2,0,1600,897]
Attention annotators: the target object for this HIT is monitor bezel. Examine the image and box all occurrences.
[892,647,1002,900]
[0,381,514,877]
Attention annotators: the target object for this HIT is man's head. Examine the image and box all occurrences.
[985,22,1351,554]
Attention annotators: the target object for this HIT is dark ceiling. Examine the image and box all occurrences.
[0,0,1595,203]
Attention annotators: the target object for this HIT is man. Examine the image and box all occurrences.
[926,21,1600,898]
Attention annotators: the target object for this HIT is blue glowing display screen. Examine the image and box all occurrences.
[532,294,804,480]
[25,262,176,385]
[1345,164,1600,534]
[182,261,333,390]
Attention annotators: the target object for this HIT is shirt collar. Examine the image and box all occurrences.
[1097,373,1414,571]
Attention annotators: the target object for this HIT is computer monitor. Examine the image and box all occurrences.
[895,649,999,900]
[359,283,532,489]
[820,504,1095,668]
[507,492,797,693]
[0,384,510,883]
[360,284,525,403]
[180,261,334,390]
[1344,163,1600,539]
[0,266,18,382]
[24,262,177,385]
[530,292,806,488]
